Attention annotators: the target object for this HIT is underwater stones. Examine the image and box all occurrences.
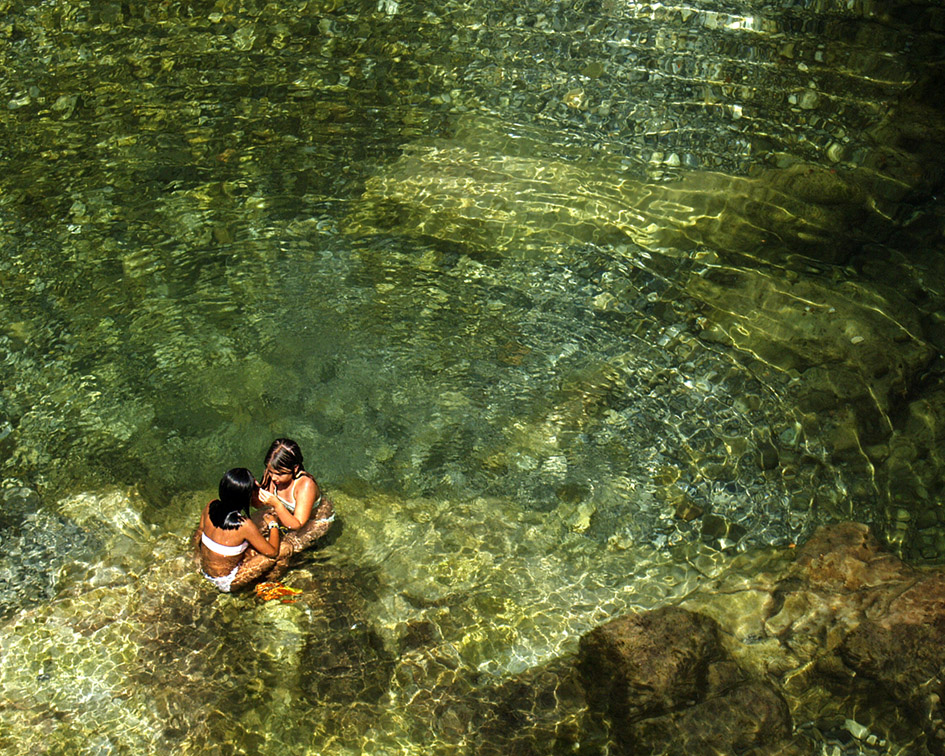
[688,266,930,384]
[841,563,945,662]
[788,521,903,594]
[678,522,945,753]
[577,607,727,722]
[570,522,945,754]
[627,681,794,756]
[345,115,893,265]
[385,646,585,754]
[782,523,945,750]
[757,437,781,471]
[396,618,442,654]
[387,643,479,742]
[577,606,794,755]
[472,657,585,756]
[881,387,945,560]
[700,513,747,547]
[131,579,254,741]
[673,498,703,522]
[0,529,396,756]
[796,89,820,111]
[688,256,945,561]
[0,579,152,752]
[0,484,99,618]
[687,265,932,452]
[864,70,945,204]
[289,565,395,709]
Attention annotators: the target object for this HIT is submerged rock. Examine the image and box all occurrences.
[628,681,794,756]
[577,607,728,723]
[680,257,945,561]
[680,522,945,755]
[345,99,945,271]
[883,387,945,560]
[1,482,939,756]
[345,116,883,266]
[685,264,934,466]
[687,267,932,403]
[556,522,945,754]
[0,483,100,619]
[577,606,793,755]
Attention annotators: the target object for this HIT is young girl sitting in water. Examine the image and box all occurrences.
[195,467,291,592]
[255,438,336,554]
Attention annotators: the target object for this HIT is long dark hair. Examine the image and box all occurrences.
[261,438,311,487]
[208,467,254,530]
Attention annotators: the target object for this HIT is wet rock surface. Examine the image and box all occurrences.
[577,606,793,755]
[578,607,728,723]
[0,483,99,619]
[679,522,945,755]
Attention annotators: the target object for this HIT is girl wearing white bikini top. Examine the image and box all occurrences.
[255,438,336,554]
[195,467,283,592]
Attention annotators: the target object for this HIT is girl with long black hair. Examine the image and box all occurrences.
[194,467,289,591]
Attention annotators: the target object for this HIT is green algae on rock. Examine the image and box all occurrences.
[344,116,881,264]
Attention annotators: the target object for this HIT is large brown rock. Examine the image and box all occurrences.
[577,606,726,723]
[577,606,795,754]
[576,523,945,754]
[629,681,793,756]
[780,523,945,753]
[680,521,945,754]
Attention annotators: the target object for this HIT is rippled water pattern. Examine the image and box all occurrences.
[0,0,942,753]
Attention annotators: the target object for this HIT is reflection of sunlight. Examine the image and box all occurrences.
[727,15,757,31]
[348,115,873,267]
[610,3,764,33]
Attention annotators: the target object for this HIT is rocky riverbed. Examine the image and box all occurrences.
[0,480,941,755]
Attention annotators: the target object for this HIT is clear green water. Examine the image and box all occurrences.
[1,0,943,753]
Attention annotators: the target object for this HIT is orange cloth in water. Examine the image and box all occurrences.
[254,582,302,603]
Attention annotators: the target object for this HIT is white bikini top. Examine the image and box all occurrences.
[269,475,313,514]
[201,531,248,557]
[270,488,324,516]
[277,490,296,514]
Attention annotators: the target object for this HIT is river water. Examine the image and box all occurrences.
[1,0,943,753]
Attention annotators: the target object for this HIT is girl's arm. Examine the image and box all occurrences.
[241,518,280,557]
[192,505,209,559]
[272,477,319,529]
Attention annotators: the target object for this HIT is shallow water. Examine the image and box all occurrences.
[1,0,943,753]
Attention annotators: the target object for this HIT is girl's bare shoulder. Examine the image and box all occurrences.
[296,474,319,492]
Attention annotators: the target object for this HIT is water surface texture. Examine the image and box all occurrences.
[1,0,944,753]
